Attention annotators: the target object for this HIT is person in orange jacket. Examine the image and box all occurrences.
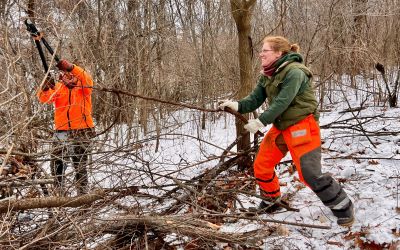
[37,59,95,195]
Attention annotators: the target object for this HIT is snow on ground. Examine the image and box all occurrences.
[33,97,400,248]
[130,104,400,249]
[88,104,399,249]
[215,104,400,249]
[77,81,400,249]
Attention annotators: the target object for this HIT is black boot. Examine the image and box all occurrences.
[334,201,355,227]
[258,198,289,213]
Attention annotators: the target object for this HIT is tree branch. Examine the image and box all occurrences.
[0,189,105,213]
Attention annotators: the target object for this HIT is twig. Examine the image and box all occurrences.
[0,143,14,174]
[396,170,399,210]
[0,93,22,106]
[219,188,299,212]
[18,221,72,250]
[91,86,264,136]
[324,156,400,160]
[204,213,331,229]
[0,178,54,187]
[338,85,376,148]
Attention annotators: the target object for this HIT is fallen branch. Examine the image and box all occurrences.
[160,151,251,215]
[324,156,400,161]
[93,214,272,247]
[0,189,105,213]
[197,212,331,229]
[338,106,366,114]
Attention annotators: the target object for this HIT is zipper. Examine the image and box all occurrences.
[67,88,72,129]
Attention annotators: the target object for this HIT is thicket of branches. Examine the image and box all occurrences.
[1,1,399,141]
[0,0,400,249]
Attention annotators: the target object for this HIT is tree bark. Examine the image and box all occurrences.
[230,0,256,170]
[0,190,105,213]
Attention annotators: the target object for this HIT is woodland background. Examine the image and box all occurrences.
[0,0,399,249]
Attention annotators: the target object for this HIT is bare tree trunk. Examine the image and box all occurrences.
[230,0,256,170]
[350,0,368,88]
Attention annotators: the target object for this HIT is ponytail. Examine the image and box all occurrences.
[290,43,300,53]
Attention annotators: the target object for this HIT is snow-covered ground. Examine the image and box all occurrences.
[32,84,400,248]
[109,101,399,249]
[218,104,400,249]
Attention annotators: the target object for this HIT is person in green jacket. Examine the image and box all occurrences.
[219,36,354,226]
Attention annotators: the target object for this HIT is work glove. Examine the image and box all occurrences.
[42,76,55,91]
[56,59,74,72]
[218,99,239,111]
[60,72,78,89]
[244,118,264,134]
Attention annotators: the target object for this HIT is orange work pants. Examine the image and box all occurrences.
[254,115,321,198]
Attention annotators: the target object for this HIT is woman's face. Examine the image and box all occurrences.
[259,42,283,67]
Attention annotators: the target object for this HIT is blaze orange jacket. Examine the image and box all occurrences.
[37,65,95,131]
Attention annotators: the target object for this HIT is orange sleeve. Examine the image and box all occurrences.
[37,87,56,104]
[70,65,94,95]
[70,65,94,87]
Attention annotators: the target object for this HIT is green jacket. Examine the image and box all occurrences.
[238,53,319,130]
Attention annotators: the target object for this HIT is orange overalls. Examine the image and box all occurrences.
[254,115,353,220]
[254,114,320,197]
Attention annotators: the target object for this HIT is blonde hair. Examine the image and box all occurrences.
[263,36,300,53]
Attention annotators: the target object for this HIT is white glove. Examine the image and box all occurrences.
[244,118,264,134]
[218,100,239,111]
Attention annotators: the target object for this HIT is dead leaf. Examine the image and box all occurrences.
[294,183,305,190]
[344,230,392,249]
[327,241,343,247]
[276,225,289,236]
[319,215,328,223]
[391,227,400,237]
[206,222,221,230]
[368,160,379,165]
[288,164,296,175]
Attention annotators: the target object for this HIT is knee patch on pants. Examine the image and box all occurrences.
[299,147,322,185]
[312,174,342,205]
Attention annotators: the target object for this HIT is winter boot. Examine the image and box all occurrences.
[258,197,289,213]
[335,202,355,227]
